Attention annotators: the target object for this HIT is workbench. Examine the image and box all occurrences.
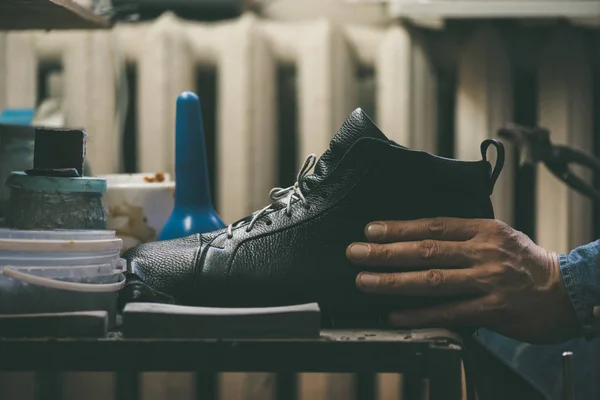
[0,329,465,400]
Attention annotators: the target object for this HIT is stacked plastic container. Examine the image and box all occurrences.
[0,228,125,327]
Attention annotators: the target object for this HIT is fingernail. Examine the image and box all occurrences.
[358,273,379,287]
[366,223,386,240]
[349,243,371,260]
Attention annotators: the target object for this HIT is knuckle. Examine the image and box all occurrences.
[477,242,499,254]
[379,245,394,262]
[427,219,447,235]
[492,262,508,274]
[388,222,404,237]
[418,240,439,259]
[475,238,517,262]
[491,219,508,231]
[490,220,513,239]
[487,294,508,314]
[381,273,398,288]
[486,264,507,282]
[425,269,446,288]
[461,242,479,259]
[475,242,502,260]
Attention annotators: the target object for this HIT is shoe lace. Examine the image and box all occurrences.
[226,153,317,239]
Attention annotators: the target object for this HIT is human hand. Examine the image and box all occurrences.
[346,218,582,344]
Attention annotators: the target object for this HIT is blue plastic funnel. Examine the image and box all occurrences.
[158,91,225,240]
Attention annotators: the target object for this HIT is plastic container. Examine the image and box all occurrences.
[0,235,123,267]
[0,267,125,327]
[5,268,123,284]
[0,252,120,267]
[98,173,175,252]
[2,259,126,284]
[0,228,116,240]
[5,263,117,277]
[0,238,122,252]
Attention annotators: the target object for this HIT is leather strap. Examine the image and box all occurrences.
[481,139,505,195]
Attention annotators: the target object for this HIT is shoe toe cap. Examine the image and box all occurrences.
[122,234,203,303]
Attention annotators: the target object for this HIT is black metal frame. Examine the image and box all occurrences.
[0,329,464,400]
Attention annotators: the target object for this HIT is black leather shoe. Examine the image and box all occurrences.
[121,108,504,327]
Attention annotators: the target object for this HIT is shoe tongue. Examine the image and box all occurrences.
[229,109,387,230]
[313,108,388,177]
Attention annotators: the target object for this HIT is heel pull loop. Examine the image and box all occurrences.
[480,139,505,195]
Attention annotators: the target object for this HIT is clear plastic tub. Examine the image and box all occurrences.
[0,267,125,328]
[5,263,117,277]
[8,268,124,284]
[0,258,125,288]
[0,234,123,267]
[0,228,116,240]
[0,252,120,267]
[1,259,126,282]
[0,238,123,253]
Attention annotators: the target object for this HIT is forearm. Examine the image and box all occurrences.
[558,239,600,338]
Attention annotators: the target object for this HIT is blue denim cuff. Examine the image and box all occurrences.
[558,240,600,338]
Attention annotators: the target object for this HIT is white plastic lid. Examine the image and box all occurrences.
[0,238,123,253]
[98,172,174,188]
[0,229,116,241]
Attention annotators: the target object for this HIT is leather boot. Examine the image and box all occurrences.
[121,108,504,327]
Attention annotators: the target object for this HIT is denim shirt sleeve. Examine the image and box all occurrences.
[558,239,600,338]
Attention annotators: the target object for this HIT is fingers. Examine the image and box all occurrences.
[365,218,484,243]
[387,297,491,328]
[346,240,473,268]
[356,269,486,297]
